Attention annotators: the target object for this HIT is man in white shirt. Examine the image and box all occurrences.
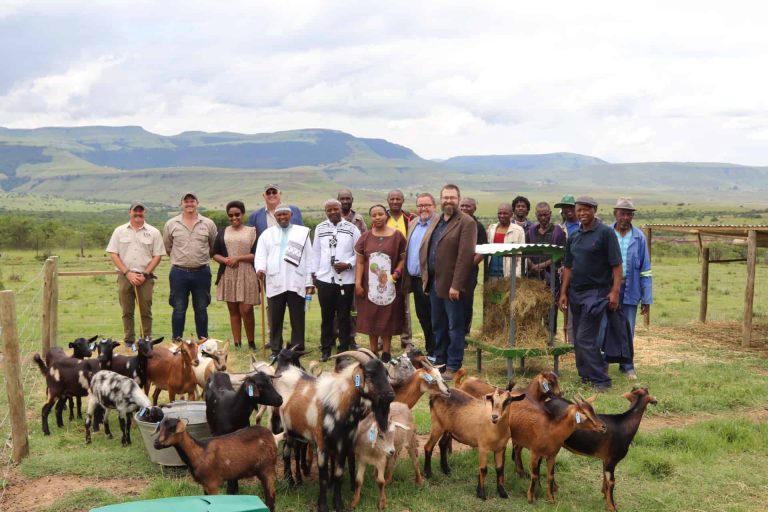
[106,201,165,343]
[311,199,361,361]
[255,204,314,360]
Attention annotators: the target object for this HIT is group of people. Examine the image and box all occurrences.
[105,184,652,388]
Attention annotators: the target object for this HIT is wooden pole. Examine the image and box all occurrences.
[1,290,30,463]
[41,256,59,353]
[742,230,757,347]
[699,247,710,323]
[644,227,652,261]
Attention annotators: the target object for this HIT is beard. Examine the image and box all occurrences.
[442,203,456,216]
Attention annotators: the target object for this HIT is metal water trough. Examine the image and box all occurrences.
[134,400,211,466]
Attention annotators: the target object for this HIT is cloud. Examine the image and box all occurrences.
[1,1,768,165]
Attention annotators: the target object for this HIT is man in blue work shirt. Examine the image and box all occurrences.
[612,198,652,380]
[559,195,623,391]
[403,192,438,355]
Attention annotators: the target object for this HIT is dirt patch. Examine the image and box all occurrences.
[1,467,149,512]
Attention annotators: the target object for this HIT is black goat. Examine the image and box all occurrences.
[111,336,163,387]
[205,371,283,437]
[34,351,94,435]
[45,336,97,423]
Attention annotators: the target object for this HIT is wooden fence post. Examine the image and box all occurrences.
[699,247,709,323]
[742,230,757,347]
[1,290,30,463]
[42,256,59,353]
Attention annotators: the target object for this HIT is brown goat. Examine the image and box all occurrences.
[424,388,526,500]
[392,366,450,408]
[454,369,562,404]
[146,339,200,404]
[154,417,276,511]
[508,395,607,504]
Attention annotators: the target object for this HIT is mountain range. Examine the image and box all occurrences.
[1,126,766,209]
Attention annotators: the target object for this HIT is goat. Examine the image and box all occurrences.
[111,336,164,388]
[508,393,607,504]
[274,348,395,512]
[424,388,526,500]
[147,338,200,404]
[44,336,98,424]
[539,386,658,511]
[154,417,277,511]
[194,339,229,393]
[350,402,422,510]
[392,366,450,408]
[84,370,151,446]
[454,369,562,404]
[386,354,416,386]
[34,351,94,435]
[205,371,283,437]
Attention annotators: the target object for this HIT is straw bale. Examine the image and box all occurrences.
[481,277,553,348]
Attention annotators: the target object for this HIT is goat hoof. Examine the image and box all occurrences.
[476,488,486,501]
[498,487,508,499]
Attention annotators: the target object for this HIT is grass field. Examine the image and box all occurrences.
[1,248,767,511]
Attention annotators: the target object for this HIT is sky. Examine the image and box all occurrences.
[2,1,768,165]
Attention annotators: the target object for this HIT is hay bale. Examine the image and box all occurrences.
[482,277,553,349]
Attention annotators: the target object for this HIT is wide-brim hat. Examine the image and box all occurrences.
[614,198,636,211]
[554,194,576,208]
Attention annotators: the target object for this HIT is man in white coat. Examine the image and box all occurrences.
[255,204,314,360]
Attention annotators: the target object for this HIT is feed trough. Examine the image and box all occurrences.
[134,400,211,466]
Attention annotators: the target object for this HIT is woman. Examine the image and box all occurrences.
[212,201,260,349]
[354,204,407,362]
[486,203,525,279]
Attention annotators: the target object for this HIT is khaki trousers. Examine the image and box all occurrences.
[117,273,154,342]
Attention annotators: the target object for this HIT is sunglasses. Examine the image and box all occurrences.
[265,189,279,196]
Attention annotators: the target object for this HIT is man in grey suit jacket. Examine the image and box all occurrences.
[419,184,477,378]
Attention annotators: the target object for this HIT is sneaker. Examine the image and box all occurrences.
[625,370,638,380]
[594,383,612,393]
[442,368,457,381]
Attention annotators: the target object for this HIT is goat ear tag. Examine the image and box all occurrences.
[355,375,361,388]
[89,343,96,351]
[368,428,376,442]
[423,373,434,383]
[138,407,147,417]
[542,381,550,392]
[247,385,254,397]
[131,344,137,352]
[575,412,582,424]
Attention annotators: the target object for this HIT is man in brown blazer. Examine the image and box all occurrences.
[419,184,478,378]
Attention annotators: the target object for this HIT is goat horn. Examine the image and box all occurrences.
[575,392,587,404]
[329,350,371,364]
[356,347,379,360]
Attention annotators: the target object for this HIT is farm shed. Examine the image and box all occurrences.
[643,224,768,347]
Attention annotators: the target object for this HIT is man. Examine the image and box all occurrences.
[106,201,165,343]
[421,184,477,379]
[512,195,533,231]
[248,184,303,233]
[386,189,413,238]
[163,192,218,340]
[612,198,652,380]
[525,202,566,335]
[459,197,488,335]
[559,196,623,391]
[338,188,367,233]
[255,205,314,360]
[404,193,438,355]
[485,203,525,279]
[311,199,361,361]
[554,194,580,237]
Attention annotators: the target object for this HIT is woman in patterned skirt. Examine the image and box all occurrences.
[213,200,260,349]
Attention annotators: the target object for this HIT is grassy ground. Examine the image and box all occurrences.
[1,249,767,511]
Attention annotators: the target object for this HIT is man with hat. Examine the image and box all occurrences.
[248,184,304,234]
[559,195,623,391]
[612,198,652,380]
[163,192,218,340]
[255,204,314,360]
[106,201,165,344]
[554,194,580,237]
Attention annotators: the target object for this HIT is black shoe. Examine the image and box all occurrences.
[247,341,256,350]
[320,351,331,363]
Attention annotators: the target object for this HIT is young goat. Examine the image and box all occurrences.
[350,402,422,510]
[34,351,94,435]
[147,338,200,404]
[508,394,607,504]
[85,370,151,446]
[45,335,98,424]
[205,371,283,437]
[111,336,164,388]
[392,365,450,408]
[154,417,277,511]
[541,386,657,511]
[424,388,526,500]
[194,339,229,393]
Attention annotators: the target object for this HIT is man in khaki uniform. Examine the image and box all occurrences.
[163,192,218,340]
[106,201,165,343]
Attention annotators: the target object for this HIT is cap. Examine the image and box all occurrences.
[263,184,281,193]
[181,192,198,201]
[275,204,292,213]
[554,194,576,208]
[574,195,598,208]
[614,198,636,211]
[129,201,146,210]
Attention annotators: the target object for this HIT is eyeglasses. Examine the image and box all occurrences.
[416,204,433,209]
[265,190,279,196]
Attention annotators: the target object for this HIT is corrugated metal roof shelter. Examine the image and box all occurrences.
[643,223,763,346]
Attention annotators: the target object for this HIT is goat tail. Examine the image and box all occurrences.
[33,353,48,375]
[273,432,285,445]
[453,368,467,388]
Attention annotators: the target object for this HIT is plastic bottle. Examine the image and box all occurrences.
[305,294,312,312]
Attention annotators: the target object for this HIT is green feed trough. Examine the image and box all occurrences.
[90,495,269,512]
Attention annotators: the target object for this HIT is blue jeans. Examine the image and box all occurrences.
[619,297,637,372]
[169,266,211,339]
[430,292,466,371]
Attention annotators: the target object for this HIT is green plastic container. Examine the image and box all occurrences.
[90,495,268,512]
